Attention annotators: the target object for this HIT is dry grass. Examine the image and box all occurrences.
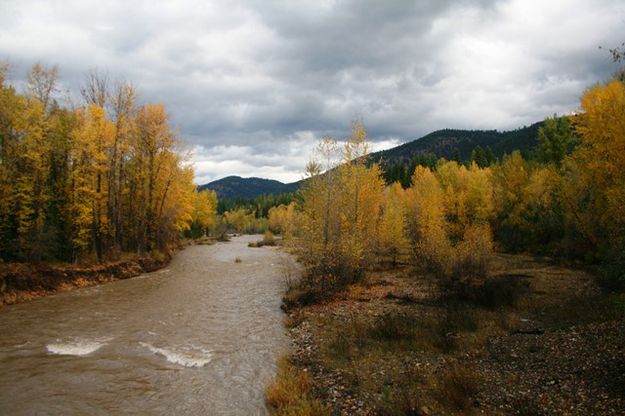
[284,252,621,415]
[265,356,331,416]
[435,363,480,411]
[249,231,278,248]
[368,312,418,341]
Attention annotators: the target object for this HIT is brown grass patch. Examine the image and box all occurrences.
[265,356,331,416]
[435,363,480,411]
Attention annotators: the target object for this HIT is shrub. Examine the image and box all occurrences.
[448,274,529,310]
[414,230,453,278]
[249,231,277,248]
[281,261,365,310]
[263,230,276,245]
[599,241,625,291]
[265,357,331,416]
[368,312,416,341]
[452,225,493,280]
[214,223,230,241]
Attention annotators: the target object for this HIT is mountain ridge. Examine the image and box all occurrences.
[199,122,542,200]
[198,175,299,199]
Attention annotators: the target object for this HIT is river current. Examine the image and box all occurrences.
[0,235,290,415]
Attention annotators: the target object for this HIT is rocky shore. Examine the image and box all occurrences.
[282,254,625,415]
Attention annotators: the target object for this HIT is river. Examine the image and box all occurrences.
[0,235,291,415]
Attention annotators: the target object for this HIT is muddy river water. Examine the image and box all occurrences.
[0,235,291,415]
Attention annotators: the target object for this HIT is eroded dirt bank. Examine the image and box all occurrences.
[0,251,172,306]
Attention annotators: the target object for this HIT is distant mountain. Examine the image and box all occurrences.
[197,176,299,199]
[199,122,542,200]
[368,122,542,167]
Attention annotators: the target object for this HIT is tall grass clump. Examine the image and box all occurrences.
[265,357,331,416]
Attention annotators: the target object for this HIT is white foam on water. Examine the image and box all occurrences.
[47,338,109,356]
[140,342,212,368]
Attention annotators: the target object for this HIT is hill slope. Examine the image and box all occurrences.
[199,122,542,199]
[197,176,299,199]
[368,122,541,166]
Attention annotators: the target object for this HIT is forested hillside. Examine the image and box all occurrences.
[201,122,544,202]
[370,123,542,167]
[198,175,299,199]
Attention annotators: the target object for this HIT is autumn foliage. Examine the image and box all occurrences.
[298,122,385,288]
[0,63,214,262]
[289,79,625,295]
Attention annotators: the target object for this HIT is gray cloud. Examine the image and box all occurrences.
[0,0,623,183]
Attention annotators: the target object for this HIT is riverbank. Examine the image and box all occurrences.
[277,253,625,415]
[0,237,219,306]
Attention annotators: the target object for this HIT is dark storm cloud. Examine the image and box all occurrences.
[0,0,623,183]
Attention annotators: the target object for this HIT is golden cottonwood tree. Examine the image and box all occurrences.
[565,80,625,281]
[492,151,565,252]
[70,104,115,260]
[407,166,452,275]
[378,182,409,265]
[299,137,342,271]
[336,122,385,271]
[268,202,300,240]
[0,63,202,263]
[224,208,253,233]
[436,161,494,241]
[8,66,52,260]
[191,189,218,237]
[299,122,385,286]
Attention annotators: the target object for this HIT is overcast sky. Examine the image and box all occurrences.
[1,0,623,184]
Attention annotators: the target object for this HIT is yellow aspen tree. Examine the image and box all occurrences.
[491,151,533,249]
[156,159,196,245]
[336,122,385,273]
[464,162,494,227]
[299,137,342,273]
[0,65,22,258]
[564,80,625,279]
[283,202,302,240]
[70,104,115,260]
[268,204,288,234]
[192,189,218,237]
[378,182,409,265]
[436,160,468,241]
[571,80,625,241]
[134,104,174,251]
[408,166,452,275]
[108,81,136,249]
[13,94,49,259]
[224,208,250,233]
[269,202,302,240]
